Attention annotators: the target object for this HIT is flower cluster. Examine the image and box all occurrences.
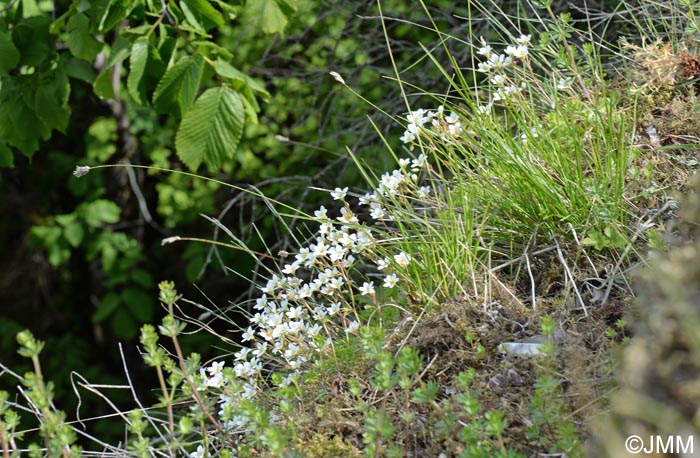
[476,34,531,110]
[400,105,464,145]
[195,151,436,440]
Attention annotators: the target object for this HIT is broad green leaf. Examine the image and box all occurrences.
[0,80,45,155]
[175,86,244,171]
[34,65,71,133]
[130,269,154,288]
[0,31,20,74]
[11,16,51,66]
[48,244,71,267]
[153,54,204,116]
[0,142,13,168]
[21,0,41,18]
[98,0,132,33]
[83,199,121,227]
[93,69,115,99]
[63,57,97,83]
[122,287,155,322]
[63,222,84,247]
[93,292,121,323]
[92,37,131,98]
[181,0,224,33]
[127,36,149,104]
[66,13,103,61]
[246,0,297,35]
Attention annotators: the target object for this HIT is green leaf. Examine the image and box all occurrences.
[127,36,150,104]
[93,69,115,99]
[0,80,45,156]
[11,16,51,66]
[21,0,41,18]
[66,13,103,61]
[112,307,138,340]
[63,57,97,83]
[97,0,132,33]
[83,199,121,227]
[0,142,13,168]
[175,86,244,171]
[245,0,297,35]
[180,0,224,33]
[34,65,71,133]
[153,54,204,116]
[122,287,155,322]
[130,269,154,288]
[63,222,84,247]
[93,292,121,323]
[0,31,20,74]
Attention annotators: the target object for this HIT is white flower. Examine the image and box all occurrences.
[557,76,572,90]
[477,103,492,115]
[417,186,431,199]
[383,273,399,288]
[445,112,460,124]
[345,320,360,334]
[314,206,328,219]
[400,130,416,144]
[513,45,528,59]
[337,207,358,224]
[516,34,531,46]
[448,122,462,136]
[206,361,225,376]
[370,205,387,219]
[359,281,375,296]
[235,347,251,361]
[376,257,390,270]
[477,62,491,73]
[190,445,206,458]
[488,53,512,70]
[242,327,255,342]
[331,187,348,200]
[328,302,341,316]
[478,44,492,57]
[394,251,412,267]
[398,158,411,169]
[490,74,506,85]
[411,154,428,170]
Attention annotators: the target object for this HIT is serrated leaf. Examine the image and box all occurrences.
[181,0,224,33]
[0,31,20,74]
[66,13,103,61]
[98,0,131,33]
[175,86,244,171]
[93,292,121,323]
[122,287,155,322]
[153,54,204,116]
[246,0,297,35]
[83,199,121,227]
[127,36,149,104]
